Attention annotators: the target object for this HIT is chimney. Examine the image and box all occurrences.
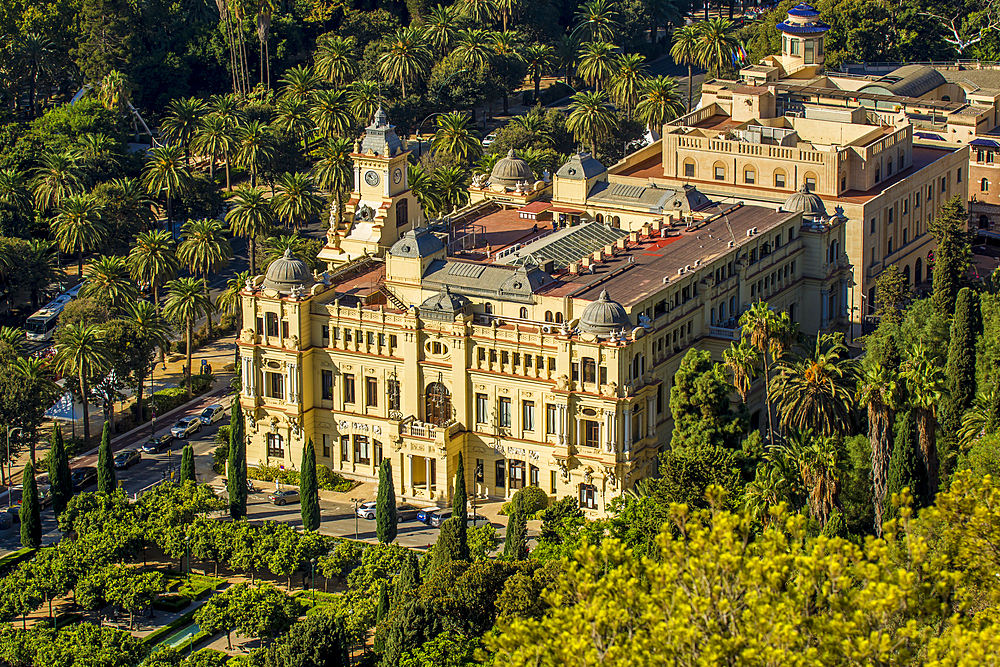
[629,231,639,244]
[616,238,627,250]
[569,262,579,274]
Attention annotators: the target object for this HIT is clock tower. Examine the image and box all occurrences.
[320,108,421,264]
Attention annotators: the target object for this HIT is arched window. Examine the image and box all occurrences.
[774,170,787,188]
[612,216,620,225]
[485,303,493,315]
[683,158,696,178]
[425,382,452,425]
[519,307,528,319]
[980,214,991,229]
[982,178,989,193]
[803,172,817,190]
[596,214,604,223]
[395,198,408,228]
[915,257,923,284]
[903,264,911,284]
[713,161,726,181]
[942,95,951,102]
[544,311,553,322]
[744,167,756,184]
[555,312,563,323]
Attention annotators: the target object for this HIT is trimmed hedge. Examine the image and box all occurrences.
[142,608,199,646]
[0,547,35,573]
[152,595,191,612]
[500,486,549,516]
[248,463,354,493]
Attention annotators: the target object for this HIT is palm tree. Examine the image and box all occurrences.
[901,344,948,499]
[23,239,60,309]
[98,70,131,113]
[610,53,648,114]
[51,194,107,276]
[455,29,495,72]
[255,0,280,89]
[635,75,685,133]
[164,278,214,398]
[142,144,192,231]
[15,33,58,118]
[577,42,618,94]
[739,302,783,441]
[409,164,442,219]
[433,166,470,214]
[378,26,432,99]
[508,111,554,147]
[216,270,252,328]
[491,31,524,115]
[778,429,842,526]
[262,235,319,270]
[123,300,171,422]
[770,333,856,438]
[81,255,139,314]
[349,81,381,125]
[494,0,521,31]
[0,326,25,355]
[272,172,324,231]
[573,0,621,43]
[31,153,84,211]
[723,339,759,402]
[273,98,313,151]
[193,114,237,184]
[177,219,234,301]
[128,229,179,308]
[856,362,899,533]
[432,113,482,162]
[310,90,353,140]
[8,356,60,463]
[160,97,208,165]
[311,137,354,234]
[457,0,496,24]
[671,25,700,113]
[278,65,320,102]
[555,35,580,85]
[566,91,618,157]
[315,34,359,87]
[696,17,741,78]
[227,186,275,274]
[54,323,111,446]
[523,44,557,100]
[424,4,460,54]
[72,133,119,182]
[235,120,275,188]
[635,76,684,133]
[104,177,157,233]
[958,383,1000,451]
[0,169,33,215]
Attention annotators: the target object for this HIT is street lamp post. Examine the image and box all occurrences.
[413,109,462,158]
[5,426,23,503]
[351,498,362,540]
[185,534,191,580]
[310,558,317,606]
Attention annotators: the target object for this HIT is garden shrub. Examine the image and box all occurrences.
[501,486,549,516]
[249,463,354,492]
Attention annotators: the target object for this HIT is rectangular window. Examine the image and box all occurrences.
[281,320,289,340]
[870,218,876,234]
[551,470,557,494]
[321,325,329,345]
[957,167,962,183]
[267,433,284,458]
[366,331,375,346]
[374,439,383,465]
[684,162,694,177]
[366,376,378,407]
[745,169,755,184]
[714,166,725,180]
[256,316,263,335]
[546,404,558,434]
[584,420,600,447]
[599,366,607,385]
[390,334,397,347]
[340,435,349,461]
[902,199,908,215]
[790,38,800,55]
[941,176,947,193]
[805,176,816,189]
[775,173,785,188]
[322,434,331,458]
[476,393,489,424]
[498,397,511,428]
[657,383,664,414]
[804,39,814,64]
[572,362,580,382]
[333,327,340,341]
[353,435,371,465]
[269,372,284,400]
[915,191,921,207]
[379,333,386,346]
[509,460,525,490]
[548,357,556,372]
[388,379,400,411]
[580,484,598,509]
[266,313,279,337]
[321,369,333,400]
[501,350,509,366]
[343,374,355,404]
[530,465,539,487]
[523,401,535,432]
[495,460,506,488]
[344,329,352,342]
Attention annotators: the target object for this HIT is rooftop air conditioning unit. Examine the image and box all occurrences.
[746,229,754,237]
[677,268,685,275]
[686,265,693,271]
[728,241,735,248]
[662,276,670,284]
[694,259,702,266]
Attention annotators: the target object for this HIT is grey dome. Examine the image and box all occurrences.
[490,149,534,188]
[360,107,403,157]
[389,227,444,258]
[556,152,605,180]
[419,287,470,321]
[579,290,631,337]
[782,183,826,218]
[262,249,314,294]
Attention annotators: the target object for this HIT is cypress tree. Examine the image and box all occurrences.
[180,444,196,483]
[930,196,970,317]
[396,550,421,599]
[19,460,41,548]
[376,458,397,543]
[48,426,72,517]
[300,438,320,531]
[503,505,528,560]
[96,420,117,494]
[944,288,981,437]
[453,452,468,556]
[227,398,247,519]
[376,579,389,624]
[886,407,925,519]
[431,517,468,572]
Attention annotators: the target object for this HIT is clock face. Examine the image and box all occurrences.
[393,167,402,184]
[364,170,380,187]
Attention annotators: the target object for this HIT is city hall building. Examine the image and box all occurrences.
[236,110,852,515]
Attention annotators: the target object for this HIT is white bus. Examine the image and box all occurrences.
[25,293,74,342]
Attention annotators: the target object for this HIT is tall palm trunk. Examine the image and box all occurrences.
[917,409,939,499]
[79,369,91,446]
[534,74,541,99]
[869,405,892,534]
[185,318,194,398]
[223,145,232,191]
[249,234,257,274]
[77,247,84,277]
[687,64,694,112]
[762,351,775,442]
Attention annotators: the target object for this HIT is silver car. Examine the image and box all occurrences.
[199,404,226,426]
[171,416,202,439]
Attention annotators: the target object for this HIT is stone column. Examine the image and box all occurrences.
[647,397,655,438]
[605,409,616,454]
[425,457,432,497]
[407,454,414,496]
[558,405,567,446]
[576,413,583,448]
[821,289,830,328]
[624,410,632,453]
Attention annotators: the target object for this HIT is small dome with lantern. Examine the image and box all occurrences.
[490,149,535,189]
[578,290,631,337]
[782,183,826,219]
[262,249,314,294]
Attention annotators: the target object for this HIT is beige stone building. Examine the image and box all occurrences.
[235,112,852,515]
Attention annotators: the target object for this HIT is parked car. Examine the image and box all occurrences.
[198,404,226,426]
[113,449,141,470]
[141,433,174,454]
[0,511,12,530]
[269,489,299,506]
[417,507,433,524]
[395,504,422,523]
[5,504,20,523]
[482,131,498,148]
[356,501,377,519]
[429,508,452,528]
[70,466,98,491]
[37,484,52,508]
[171,416,202,439]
